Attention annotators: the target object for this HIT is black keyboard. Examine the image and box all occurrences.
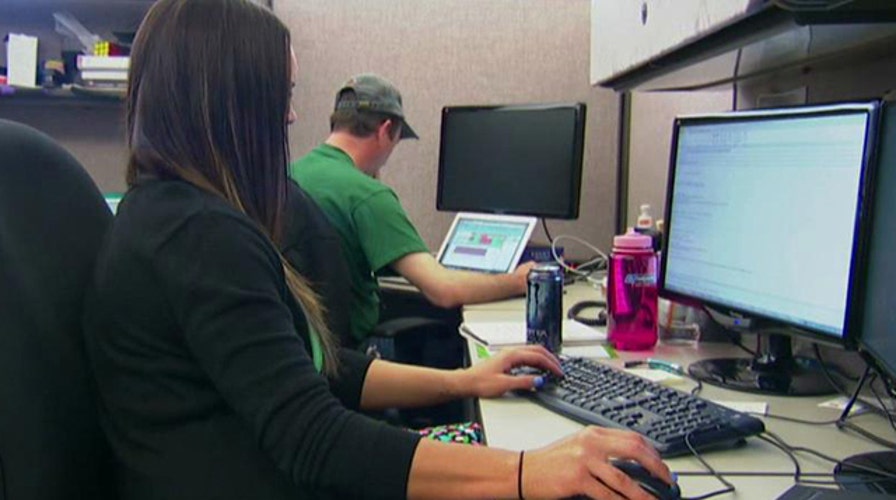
[520,357,765,457]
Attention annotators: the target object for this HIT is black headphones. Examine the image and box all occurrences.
[567,300,607,327]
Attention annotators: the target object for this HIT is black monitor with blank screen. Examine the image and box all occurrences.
[659,101,881,396]
[857,101,896,396]
[834,102,896,494]
[436,103,586,219]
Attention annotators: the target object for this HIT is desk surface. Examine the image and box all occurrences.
[463,282,893,499]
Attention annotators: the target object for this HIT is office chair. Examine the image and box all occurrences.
[282,180,462,357]
[0,119,116,499]
[375,288,464,370]
[375,294,467,428]
[281,182,467,426]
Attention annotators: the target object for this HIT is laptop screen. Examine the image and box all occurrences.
[437,213,537,273]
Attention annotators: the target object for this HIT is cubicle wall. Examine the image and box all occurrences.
[626,91,731,229]
[276,0,619,260]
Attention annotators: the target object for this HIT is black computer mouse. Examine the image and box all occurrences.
[610,459,681,500]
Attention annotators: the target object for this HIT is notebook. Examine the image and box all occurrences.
[379,212,537,285]
[459,320,606,347]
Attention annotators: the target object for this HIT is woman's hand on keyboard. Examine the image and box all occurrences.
[523,427,672,500]
[461,345,562,398]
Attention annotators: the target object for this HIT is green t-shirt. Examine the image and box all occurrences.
[289,144,429,342]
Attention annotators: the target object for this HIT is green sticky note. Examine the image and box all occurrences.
[476,344,491,359]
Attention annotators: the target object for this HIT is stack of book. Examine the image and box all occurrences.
[76,55,129,89]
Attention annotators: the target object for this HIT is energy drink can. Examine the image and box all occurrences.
[526,263,564,353]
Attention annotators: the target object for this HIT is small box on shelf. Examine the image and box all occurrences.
[5,33,39,88]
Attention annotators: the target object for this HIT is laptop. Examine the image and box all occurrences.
[379,212,537,285]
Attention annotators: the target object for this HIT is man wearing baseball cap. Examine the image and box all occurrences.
[290,74,534,350]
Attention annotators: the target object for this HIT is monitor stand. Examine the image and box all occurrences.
[833,362,896,493]
[835,451,896,494]
[687,333,836,396]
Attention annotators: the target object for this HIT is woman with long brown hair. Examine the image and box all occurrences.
[82,0,671,498]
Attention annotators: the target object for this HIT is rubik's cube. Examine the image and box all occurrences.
[93,41,128,56]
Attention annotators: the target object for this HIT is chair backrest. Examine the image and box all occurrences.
[281,180,355,345]
[0,119,116,499]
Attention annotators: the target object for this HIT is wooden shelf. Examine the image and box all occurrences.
[0,85,124,108]
[0,1,153,32]
[3,0,152,4]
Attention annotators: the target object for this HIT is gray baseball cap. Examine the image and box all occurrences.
[334,74,419,140]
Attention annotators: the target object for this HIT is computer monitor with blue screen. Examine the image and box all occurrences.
[436,103,586,219]
[659,101,881,396]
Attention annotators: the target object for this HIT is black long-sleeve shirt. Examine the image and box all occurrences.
[82,180,420,499]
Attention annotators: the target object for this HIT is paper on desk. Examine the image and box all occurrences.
[626,368,684,386]
[715,401,768,415]
[818,396,867,416]
[460,320,606,347]
[562,344,613,359]
[473,342,612,361]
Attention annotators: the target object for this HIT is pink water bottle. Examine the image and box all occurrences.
[607,229,658,350]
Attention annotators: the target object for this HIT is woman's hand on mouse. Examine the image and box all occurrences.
[459,345,563,398]
[521,427,673,500]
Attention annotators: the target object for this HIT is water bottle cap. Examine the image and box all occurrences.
[636,204,654,228]
[614,229,653,249]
